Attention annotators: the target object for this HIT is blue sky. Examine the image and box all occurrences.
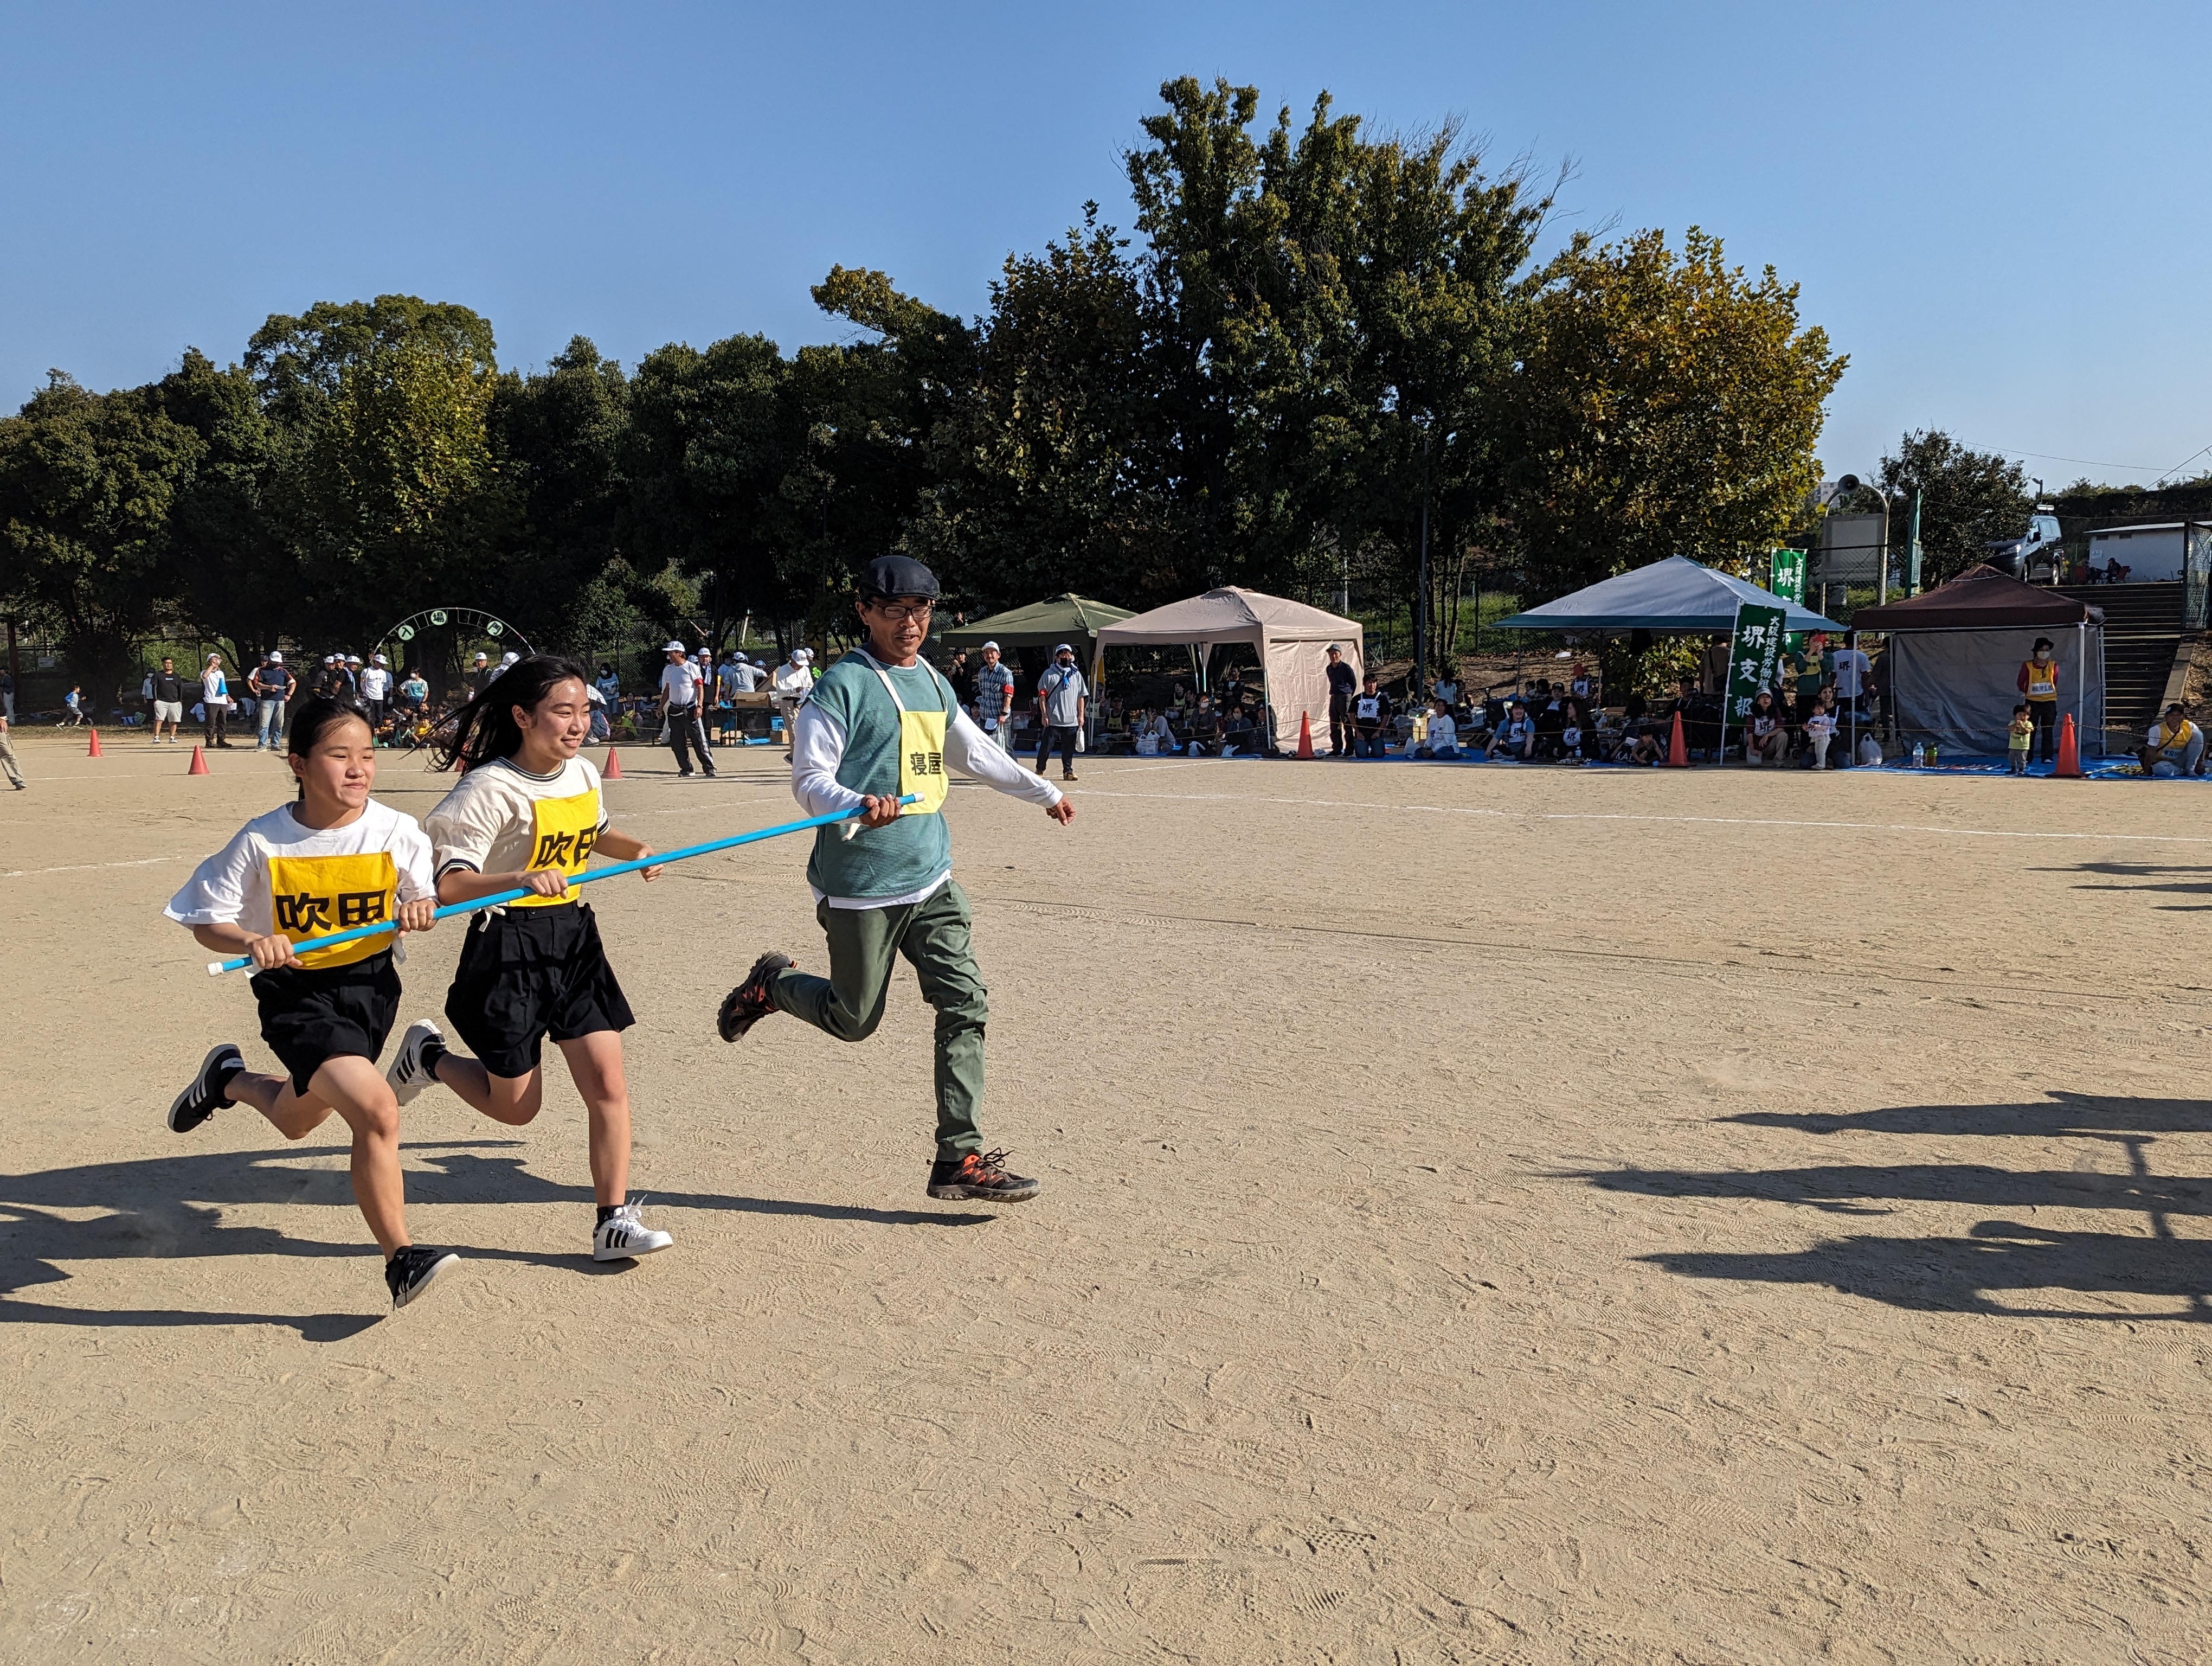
[4,1,2205,489]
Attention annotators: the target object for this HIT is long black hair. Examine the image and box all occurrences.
[435,653,594,772]
[284,694,372,799]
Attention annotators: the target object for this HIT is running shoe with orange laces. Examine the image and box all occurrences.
[926,1148,1040,1202]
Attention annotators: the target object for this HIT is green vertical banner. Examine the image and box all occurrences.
[1725,601,1790,742]
[1770,549,1808,652]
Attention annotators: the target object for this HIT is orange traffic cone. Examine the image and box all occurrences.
[187,744,210,776]
[1666,710,1689,766]
[603,746,623,780]
[86,728,102,757]
[2055,712,2082,778]
[1296,711,1316,759]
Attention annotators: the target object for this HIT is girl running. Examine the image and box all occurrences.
[163,695,458,1310]
[382,655,674,1263]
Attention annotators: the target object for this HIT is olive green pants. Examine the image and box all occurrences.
[769,880,987,1158]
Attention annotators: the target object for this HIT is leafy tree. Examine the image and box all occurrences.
[1504,228,1843,600]
[0,372,202,699]
[1876,429,2034,588]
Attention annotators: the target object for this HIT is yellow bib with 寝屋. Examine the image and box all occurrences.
[865,660,948,816]
[2160,719,2197,757]
[2024,660,2058,699]
[516,787,601,906]
[267,851,398,969]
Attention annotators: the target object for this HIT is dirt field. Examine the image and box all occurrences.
[3,728,2209,1663]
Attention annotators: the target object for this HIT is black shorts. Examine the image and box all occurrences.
[445,901,634,1079]
[250,950,402,1095]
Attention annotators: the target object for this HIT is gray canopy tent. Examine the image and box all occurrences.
[1493,555,1845,636]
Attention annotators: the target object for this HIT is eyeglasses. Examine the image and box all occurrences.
[866,600,934,623]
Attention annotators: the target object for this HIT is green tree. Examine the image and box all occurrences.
[1504,228,1843,600]
[1876,429,2034,588]
[0,372,201,700]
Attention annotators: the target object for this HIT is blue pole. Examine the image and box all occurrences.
[205,793,918,976]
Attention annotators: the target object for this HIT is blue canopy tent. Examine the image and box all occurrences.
[1493,555,1845,636]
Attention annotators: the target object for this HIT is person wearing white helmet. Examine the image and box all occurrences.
[357,652,392,735]
[250,650,296,751]
[657,640,716,778]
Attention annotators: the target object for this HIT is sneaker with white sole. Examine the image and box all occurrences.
[385,1246,460,1309]
[168,1043,243,1133]
[592,1197,673,1261]
[385,1018,445,1106]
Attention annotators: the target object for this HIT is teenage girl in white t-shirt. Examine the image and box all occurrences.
[382,656,674,1264]
[162,695,458,1310]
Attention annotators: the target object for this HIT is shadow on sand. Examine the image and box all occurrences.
[0,1138,992,1341]
[1572,1092,2212,1322]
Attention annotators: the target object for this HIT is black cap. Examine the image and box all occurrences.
[861,555,939,601]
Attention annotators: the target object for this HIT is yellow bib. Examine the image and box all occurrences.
[515,787,601,906]
[865,659,948,816]
[267,851,397,969]
[2024,660,2057,699]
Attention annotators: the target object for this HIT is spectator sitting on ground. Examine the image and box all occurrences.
[1353,674,1391,758]
[2142,703,2205,777]
[1487,702,1535,760]
[1744,689,1786,766]
[1416,699,1461,760]
[1133,706,1176,755]
[1221,706,1257,755]
[1558,700,1595,764]
[1185,694,1222,755]
[1531,690,1568,758]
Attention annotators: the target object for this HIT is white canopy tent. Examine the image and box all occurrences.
[1094,587,1364,749]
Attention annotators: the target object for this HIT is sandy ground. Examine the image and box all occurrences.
[3,728,2210,1664]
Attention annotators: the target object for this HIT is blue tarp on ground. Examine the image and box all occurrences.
[1494,556,1846,635]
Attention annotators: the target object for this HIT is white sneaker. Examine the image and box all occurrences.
[593,1197,673,1261]
[385,1019,444,1106]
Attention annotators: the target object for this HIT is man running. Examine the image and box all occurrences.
[716,555,1075,1202]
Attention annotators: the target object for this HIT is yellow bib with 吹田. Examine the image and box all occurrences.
[267,851,398,969]
[865,660,948,816]
[517,787,601,906]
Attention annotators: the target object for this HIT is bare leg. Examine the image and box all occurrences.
[225,1057,410,1257]
[556,1031,631,1207]
[430,1051,543,1125]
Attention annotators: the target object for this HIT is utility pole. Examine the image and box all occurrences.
[1416,427,1432,695]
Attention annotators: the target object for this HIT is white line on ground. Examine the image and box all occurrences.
[1064,786,2212,845]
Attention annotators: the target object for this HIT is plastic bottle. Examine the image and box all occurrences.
[1911,742,1925,768]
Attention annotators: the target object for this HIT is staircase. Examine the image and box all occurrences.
[2055,580,2182,746]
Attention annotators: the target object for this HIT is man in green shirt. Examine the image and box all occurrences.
[715,555,1076,1202]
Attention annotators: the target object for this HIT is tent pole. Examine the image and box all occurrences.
[2078,618,2087,757]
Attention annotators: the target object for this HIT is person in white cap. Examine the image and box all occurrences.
[1033,643,1087,780]
[771,646,815,760]
[973,640,1015,751]
[250,649,296,750]
[657,640,716,777]
[357,652,391,734]
[201,652,236,748]
[468,651,492,698]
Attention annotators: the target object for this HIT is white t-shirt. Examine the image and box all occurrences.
[1831,649,1871,697]
[357,667,391,701]
[1429,714,1458,748]
[659,660,704,707]
[202,668,230,706]
[1805,711,1837,738]
[772,661,814,696]
[165,799,434,965]
[425,754,608,885]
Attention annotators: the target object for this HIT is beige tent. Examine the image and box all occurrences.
[1094,587,1364,748]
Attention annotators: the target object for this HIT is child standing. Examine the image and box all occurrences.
[162,695,457,1309]
[2007,703,2035,775]
[382,656,674,1263]
[1804,696,1838,770]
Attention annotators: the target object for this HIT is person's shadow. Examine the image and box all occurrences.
[0,1139,993,1342]
[1568,1092,2212,1322]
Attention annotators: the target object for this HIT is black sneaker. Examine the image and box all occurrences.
[385,1246,459,1310]
[927,1149,1041,1203]
[168,1043,242,1133]
[716,952,794,1041]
